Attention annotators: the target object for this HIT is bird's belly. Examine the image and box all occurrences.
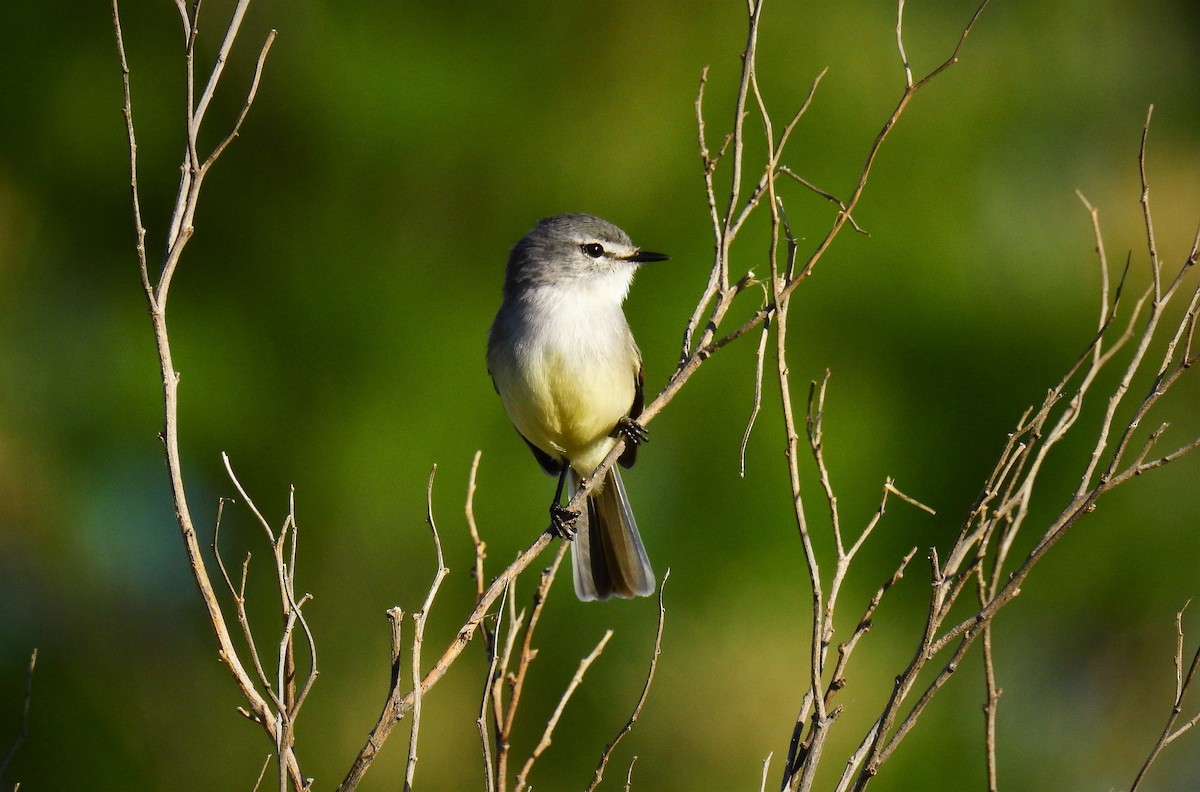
[501,338,635,475]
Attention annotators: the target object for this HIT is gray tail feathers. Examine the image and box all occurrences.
[569,467,655,601]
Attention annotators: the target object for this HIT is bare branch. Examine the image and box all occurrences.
[1131,604,1200,790]
[111,1,150,296]
[205,29,279,169]
[587,570,671,792]
[404,466,450,792]
[466,451,487,602]
[112,2,302,785]
[739,305,772,476]
[1139,105,1162,301]
[978,571,1001,792]
[192,0,252,132]
[498,543,569,788]
[475,584,508,792]
[778,167,868,235]
[514,631,614,792]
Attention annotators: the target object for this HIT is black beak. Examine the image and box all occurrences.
[629,249,670,263]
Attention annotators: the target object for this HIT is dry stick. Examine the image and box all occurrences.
[624,756,639,792]
[514,630,615,792]
[961,268,1145,577]
[492,592,526,789]
[280,511,299,717]
[163,14,278,311]
[476,584,509,792]
[466,451,487,602]
[341,524,555,789]
[977,568,1001,792]
[343,394,660,790]
[224,460,318,792]
[278,507,318,790]
[735,73,828,473]
[251,754,273,792]
[853,280,1200,791]
[757,103,833,790]
[1162,631,1200,743]
[1129,605,1200,790]
[786,549,916,787]
[759,753,774,792]
[384,609,406,734]
[739,306,772,477]
[1074,108,1183,504]
[788,481,928,791]
[212,500,279,719]
[777,301,832,792]
[838,556,956,792]
[220,460,295,720]
[719,0,765,290]
[1064,118,1194,517]
[806,372,843,554]
[683,1,829,366]
[586,570,670,792]
[1140,106,1163,301]
[465,451,502,792]
[735,68,828,243]
[685,66,729,361]
[284,490,319,720]
[497,543,569,789]
[111,2,304,788]
[777,167,868,235]
[405,466,450,792]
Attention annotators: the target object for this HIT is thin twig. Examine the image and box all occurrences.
[339,528,558,790]
[405,466,450,792]
[778,167,868,235]
[514,630,614,791]
[1130,603,1200,790]
[739,304,771,476]
[205,29,278,168]
[476,583,509,792]
[978,567,1000,792]
[466,450,487,602]
[499,542,569,789]
[113,1,302,785]
[586,570,671,792]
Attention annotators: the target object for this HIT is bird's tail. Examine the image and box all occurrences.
[569,467,655,601]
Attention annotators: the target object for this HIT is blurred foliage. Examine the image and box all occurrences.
[1,0,1199,790]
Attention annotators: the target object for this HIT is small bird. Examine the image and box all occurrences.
[487,214,668,601]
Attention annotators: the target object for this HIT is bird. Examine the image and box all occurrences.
[487,214,668,601]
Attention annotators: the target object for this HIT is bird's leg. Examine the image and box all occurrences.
[549,464,579,539]
[613,416,649,446]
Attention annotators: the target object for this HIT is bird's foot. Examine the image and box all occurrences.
[613,416,649,446]
[549,503,580,539]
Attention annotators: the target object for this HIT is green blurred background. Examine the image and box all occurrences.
[2,1,1198,789]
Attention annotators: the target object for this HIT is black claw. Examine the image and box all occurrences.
[614,416,649,446]
[550,504,580,539]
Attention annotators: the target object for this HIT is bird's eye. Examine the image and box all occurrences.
[580,243,604,259]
